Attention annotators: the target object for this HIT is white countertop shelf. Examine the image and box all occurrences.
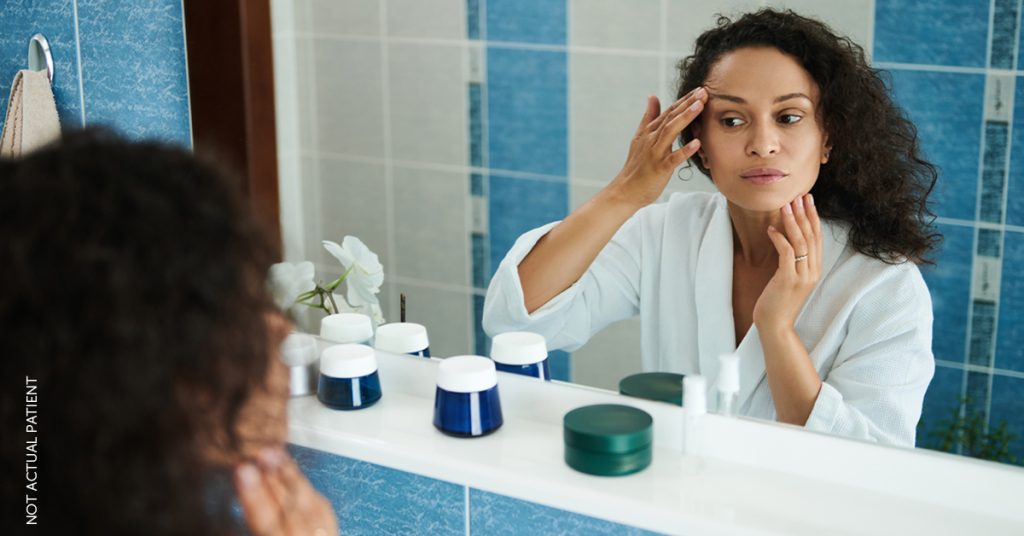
[288,347,1024,535]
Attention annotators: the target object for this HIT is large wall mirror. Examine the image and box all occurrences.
[265,0,1024,466]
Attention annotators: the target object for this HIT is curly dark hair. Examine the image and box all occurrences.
[676,9,940,264]
[1,128,279,534]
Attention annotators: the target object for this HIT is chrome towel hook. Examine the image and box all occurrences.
[27,33,54,84]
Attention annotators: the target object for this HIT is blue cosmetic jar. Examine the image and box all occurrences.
[316,344,382,410]
[374,322,431,357]
[490,331,549,380]
[433,355,503,437]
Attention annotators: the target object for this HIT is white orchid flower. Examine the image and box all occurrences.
[323,236,384,307]
[268,261,316,311]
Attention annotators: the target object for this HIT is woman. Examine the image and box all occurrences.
[483,9,938,447]
[0,129,337,535]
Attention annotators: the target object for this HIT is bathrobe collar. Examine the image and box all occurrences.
[694,194,847,412]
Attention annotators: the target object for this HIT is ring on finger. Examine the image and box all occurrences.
[794,254,808,262]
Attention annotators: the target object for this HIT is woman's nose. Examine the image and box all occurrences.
[745,123,779,157]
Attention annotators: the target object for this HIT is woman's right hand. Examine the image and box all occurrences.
[608,87,707,208]
[235,448,340,536]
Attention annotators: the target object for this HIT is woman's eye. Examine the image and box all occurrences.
[721,117,745,127]
[779,114,802,124]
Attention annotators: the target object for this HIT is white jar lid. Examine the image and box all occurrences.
[374,322,429,354]
[436,355,497,393]
[280,332,318,366]
[320,313,373,343]
[490,331,547,365]
[320,344,378,378]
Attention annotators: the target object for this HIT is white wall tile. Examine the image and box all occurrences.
[665,0,765,56]
[387,0,465,40]
[388,43,467,166]
[306,0,381,37]
[314,40,386,158]
[278,154,307,262]
[570,0,662,51]
[273,34,301,157]
[392,167,470,287]
[569,53,661,183]
[270,0,297,36]
[313,158,391,272]
[770,0,873,55]
[571,316,644,390]
[384,283,473,358]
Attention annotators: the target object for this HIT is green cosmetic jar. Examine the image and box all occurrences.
[563,404,653,476]
[618,372,685,406]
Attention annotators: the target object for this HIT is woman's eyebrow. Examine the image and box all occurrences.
[708,92,813,104]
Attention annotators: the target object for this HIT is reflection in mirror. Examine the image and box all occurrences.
[270,0,1023,466]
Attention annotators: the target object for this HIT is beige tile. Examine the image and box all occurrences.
[392,167,470,287]
[570,0,661,51]
[569,53,661,183]
[571,316,644,391]
[306,0,381,36]
[312,158,391,273]
[313,40,386,158]
[387,0,465,39]
[388,43,467,166]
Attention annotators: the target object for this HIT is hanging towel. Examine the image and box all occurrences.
[0,69,61,158]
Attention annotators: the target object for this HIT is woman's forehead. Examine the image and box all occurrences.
[704,47,820,104]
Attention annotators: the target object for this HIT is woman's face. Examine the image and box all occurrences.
[695,46,830,213]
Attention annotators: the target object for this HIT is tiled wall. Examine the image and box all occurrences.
[875,0,1024,463]
[0,0,191,146]
[272,1,1023,462]
[289,444,662,535]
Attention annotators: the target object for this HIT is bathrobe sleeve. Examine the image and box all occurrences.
[482,214,645,352]
[804,265,935,447]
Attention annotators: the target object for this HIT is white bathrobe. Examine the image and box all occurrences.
[483,191,935,447]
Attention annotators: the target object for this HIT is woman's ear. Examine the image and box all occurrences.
[689,123,709,168]
[821,134,832,164]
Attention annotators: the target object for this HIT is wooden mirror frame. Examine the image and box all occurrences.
[183,0,281,254]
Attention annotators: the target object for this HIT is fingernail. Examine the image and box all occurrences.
[783,203,792,215]
[689,100,702,111]
[794,199,804,212]
[808,193,815,206]
[237,464,259,487]
[694,87,706,98]
[686,138,700,150]
[767,225,777,232]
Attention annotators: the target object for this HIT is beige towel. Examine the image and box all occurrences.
[0,69,61,158]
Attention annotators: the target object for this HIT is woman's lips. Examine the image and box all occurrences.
[740,168,788,185]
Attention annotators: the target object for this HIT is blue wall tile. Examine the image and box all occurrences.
[920,223,973,363]
[76,0,190,145]
[549,349,570,382]
[874,0,989,67]
[488,175,567,275]
[996,231,1024,372]
[474,293,489,356]
[1006,76,1024,227]
[469,488,663,535]
[917,364,964,448]
[989,374,1024,463]
[977,229,1001,257]
[887,70,983,221]
[980,122,1008,223]
[289,444,466,535]
[992,0,1019,68]
[0,0,82,128]
[486,47,567,177]
[968,300,996,367]
[467,0,481,40]
[485,0,566,45]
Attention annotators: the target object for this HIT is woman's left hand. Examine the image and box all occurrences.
[752,194,822,334]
